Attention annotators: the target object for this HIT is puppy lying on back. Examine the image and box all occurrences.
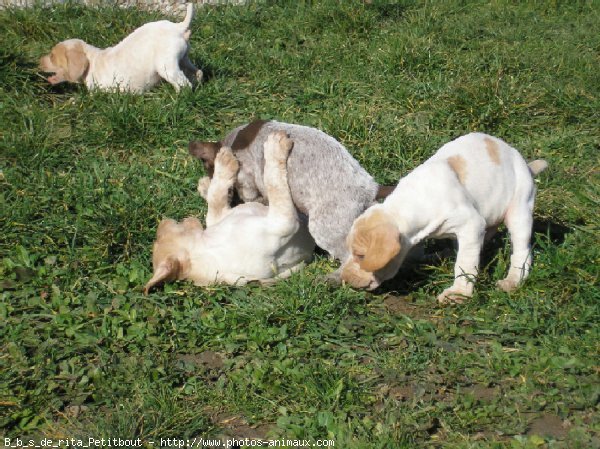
[340,133,548,303]
[144,132,315,293]
[189,120,395,262]
[39,4,202,93]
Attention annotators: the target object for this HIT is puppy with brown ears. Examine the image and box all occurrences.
[144,132,315,293]
[39,4,202,93]
[340,133,548,303]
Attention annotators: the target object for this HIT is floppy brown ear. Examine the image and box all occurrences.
[65,43,89,82]
[143,257,180,295]
[42,44,69,84]
[189,141,221,177]
[353,222,401,273]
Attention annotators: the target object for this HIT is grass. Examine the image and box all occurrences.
[0,0,599,447]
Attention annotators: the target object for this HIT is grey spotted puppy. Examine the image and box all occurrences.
[189,120,394,261]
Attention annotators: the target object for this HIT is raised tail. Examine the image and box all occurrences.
[180,3,194,31]
[527,159,548,176]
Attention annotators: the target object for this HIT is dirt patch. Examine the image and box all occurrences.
[196,350,224,370]
[378,381,456,403]
[381,384,414,401]
[176,350,224,372]
[205,408,275,441]
[463,385,500,402]
[527,414,569,439]
[382,295,432,320]
[470,431,512,443]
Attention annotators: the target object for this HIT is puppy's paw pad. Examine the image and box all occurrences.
[197,176,211,197]
[277,132,294,154]
[265,131,293,160]
[182,216,202,230]
[437,289,469,305]
[497,279,518,293]
[214,147,239,178]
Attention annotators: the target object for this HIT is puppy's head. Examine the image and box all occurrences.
[143,217,202,294]
[39,39,89,85]
[341,209,401,289]
[189,141,221,177]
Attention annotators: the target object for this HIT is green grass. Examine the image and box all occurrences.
[1,1,599,447]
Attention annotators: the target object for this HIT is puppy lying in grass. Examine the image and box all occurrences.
[39,3,202,93]
[144,132,315,294]
[340,133,548,303]
[189,120,395,262]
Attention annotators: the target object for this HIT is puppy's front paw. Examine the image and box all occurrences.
[437,288,470,305]
[197,176,211,198]
[265,131,293,162]
[496,278,519,293]
[214,147,239,181]
[195,69,203,83]
[182,216,203,230]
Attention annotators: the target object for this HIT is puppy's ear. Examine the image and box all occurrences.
[41,44,69,84]
[351,212,401,273]
[189,141,221,177]
[65,43,89,82]
[144,257,180,295]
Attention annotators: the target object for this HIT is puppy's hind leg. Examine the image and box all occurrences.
[263,131,298,236]
[497,203,533,292]
[158,58,192,92]
[205,147,239,226]
[180,53,203,84]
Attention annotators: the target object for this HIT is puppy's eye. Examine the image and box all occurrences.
[354,254,365,262]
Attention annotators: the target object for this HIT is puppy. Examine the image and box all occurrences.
[144,132,315,293]
[39,4,202,93]
[340,133,548,303]
[189,120,395,261]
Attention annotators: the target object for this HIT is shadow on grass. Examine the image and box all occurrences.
[373,218,572,296]
[192,57,235,84]
[0,49,83,95]
[367,3,410,21]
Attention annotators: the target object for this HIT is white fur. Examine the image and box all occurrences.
[185,201,314,285]
[341,132,547,303]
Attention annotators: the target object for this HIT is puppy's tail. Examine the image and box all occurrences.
[180,3,194,32]
[527,159,549,176]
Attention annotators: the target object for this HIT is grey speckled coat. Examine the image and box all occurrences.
[190,120,386,261]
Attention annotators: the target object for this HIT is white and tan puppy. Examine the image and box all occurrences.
[340,133,548,303]
[39,4,202,93]
[144,132,315,293]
